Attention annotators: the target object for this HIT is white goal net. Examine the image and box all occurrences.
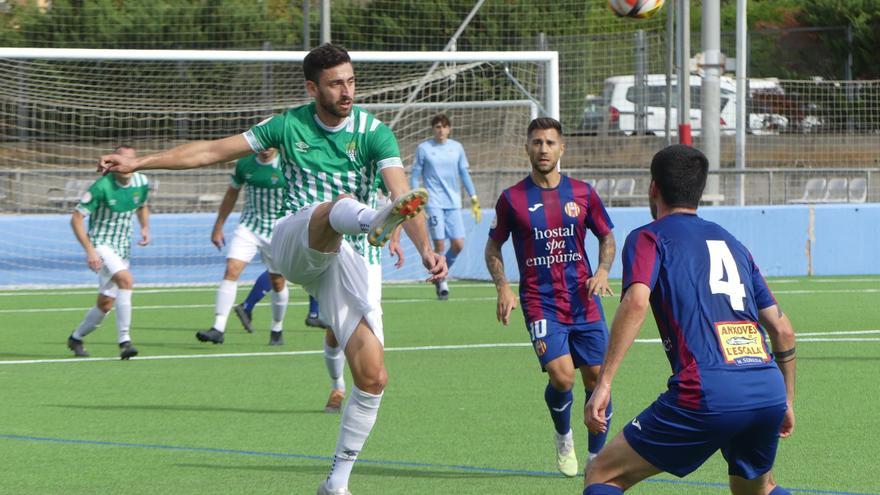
[0,48,557,286]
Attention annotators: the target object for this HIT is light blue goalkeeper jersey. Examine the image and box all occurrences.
[410,138,476,209]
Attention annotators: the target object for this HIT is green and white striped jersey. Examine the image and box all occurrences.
[231,154,288,239]
[244,102,403,265]
[75,173,149,259]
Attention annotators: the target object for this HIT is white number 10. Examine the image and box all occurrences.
[706,240,746,311]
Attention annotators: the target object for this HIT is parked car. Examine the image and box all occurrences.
[598,74,798,137]
[575,94,607,135]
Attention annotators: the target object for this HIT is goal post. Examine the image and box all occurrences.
[0,47,558,287]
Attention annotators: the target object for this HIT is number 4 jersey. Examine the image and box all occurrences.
[621,212,786,412]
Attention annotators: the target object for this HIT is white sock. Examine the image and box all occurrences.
[212,279,237,332]
[326,386,383,490]
[115,289,132,344]
[323,339,346,391]
[72,306,107,340]
[270,286,288,332]
[328,197,376,235]
[438,279,449,292]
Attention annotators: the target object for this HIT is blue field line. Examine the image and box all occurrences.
[1,434,877,495]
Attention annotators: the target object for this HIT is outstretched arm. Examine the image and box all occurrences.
[586,282,650,433]
[759,304,797,437]
[99,134,253,175]
[485,238,517,325]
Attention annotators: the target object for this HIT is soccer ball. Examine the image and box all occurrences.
[608,0,666,19]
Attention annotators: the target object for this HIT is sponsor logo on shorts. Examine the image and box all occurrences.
[631,418,642,430]
[715,321,770,365]
[534,339,547,357]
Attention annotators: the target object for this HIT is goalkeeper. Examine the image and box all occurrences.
[410,114,480,300]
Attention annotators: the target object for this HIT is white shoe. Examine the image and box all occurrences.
[367,188,428,247]
[555,430,578,477]
[317,480,352,495]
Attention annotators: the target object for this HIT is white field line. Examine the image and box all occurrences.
[4,286,879,314]
[1,330,878,366]
[2,277,879,297]
[0,297,500,314]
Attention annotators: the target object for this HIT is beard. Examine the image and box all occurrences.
[531,159,556,175]
[649,197,658,219]
[317,92,352,119]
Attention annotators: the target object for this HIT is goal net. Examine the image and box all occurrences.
[0,48,557,286]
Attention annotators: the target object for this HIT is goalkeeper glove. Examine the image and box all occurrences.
[470,195,482,223]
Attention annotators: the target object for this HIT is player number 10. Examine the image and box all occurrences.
[529,319,548,340]
[706,240,746,311]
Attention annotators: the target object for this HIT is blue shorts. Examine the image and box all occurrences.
[426,206,465,241]
[623,399,787,479]
[527,319,608,371]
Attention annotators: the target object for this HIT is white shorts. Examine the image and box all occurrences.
[271,204,384,350]
[226,224,279,274]
[95,245,129,298]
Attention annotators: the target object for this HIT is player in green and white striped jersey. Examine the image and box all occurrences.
[68,146,150,360]
[196,148,291,346]
[99,44,446,495]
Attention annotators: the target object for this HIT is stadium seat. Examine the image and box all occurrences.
[849,177,867,203]
[823,178,849,203]
[47,179,93,210]
[612,177,636,197]
[788,177,826,204]
[594,178,615,198]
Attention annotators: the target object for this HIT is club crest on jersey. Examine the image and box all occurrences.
[346,142,357,162]
[564,201,580,218]
[533,339,547,357]
[133,192,140,202]
[271,173,279,184]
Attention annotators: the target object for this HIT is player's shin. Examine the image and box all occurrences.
[326,386,382,490]
[269,286,288,332]
[72,306,106,339]
[213,280,237,332]
[444,247,459,268]
[115,289,132,343]
[586,390,613,456]
[243,271,271,312]
[583,483,624,495]
[324,339,346,391]
[545,382,574,435]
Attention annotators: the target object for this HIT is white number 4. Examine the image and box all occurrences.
[707,240,746,311]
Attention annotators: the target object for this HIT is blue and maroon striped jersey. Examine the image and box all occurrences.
[489,174,613,326]
[622,212,786,412]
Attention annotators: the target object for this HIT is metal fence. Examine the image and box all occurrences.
[2,166,875,215]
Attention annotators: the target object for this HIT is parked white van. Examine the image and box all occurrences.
[601,74,737,137]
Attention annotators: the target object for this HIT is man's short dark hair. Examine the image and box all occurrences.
[303,43,351,83]
[431,114,451,127]
[650,145,708,208]
[527,117,563,138]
